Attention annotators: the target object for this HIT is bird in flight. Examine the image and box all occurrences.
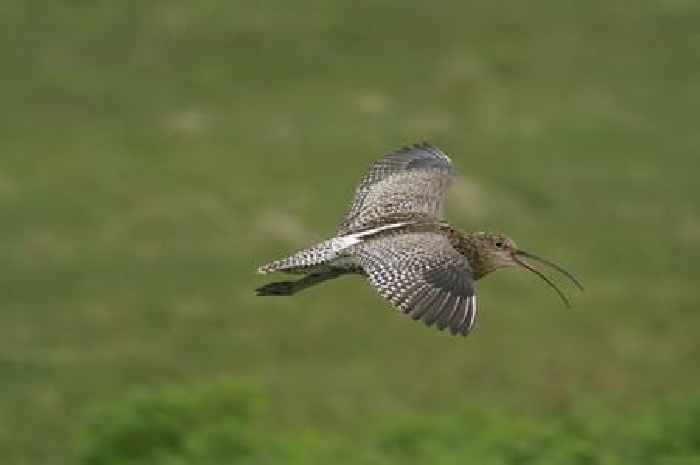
[256,143,582,336]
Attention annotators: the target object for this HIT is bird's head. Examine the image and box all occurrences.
[465,232,583,307]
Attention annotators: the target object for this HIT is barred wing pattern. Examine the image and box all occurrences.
[353,231,477,336]
[338,143,455,235]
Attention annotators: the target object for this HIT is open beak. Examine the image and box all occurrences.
[512,250,584,308]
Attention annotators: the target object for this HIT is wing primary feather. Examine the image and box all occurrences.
[408,287,437,321]
[423,291,451,328]
[447,296,464,335]
[437,293,459,331]
[459,296,477,336]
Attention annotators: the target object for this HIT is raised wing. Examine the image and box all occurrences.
[338,143,456,235]
[352,231,477,336]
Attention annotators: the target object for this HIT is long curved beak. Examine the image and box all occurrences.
[512,250,583,308]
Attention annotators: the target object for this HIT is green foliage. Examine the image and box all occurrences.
[78,380,700,465]
[77,379,329,465]
[79,380,266,465]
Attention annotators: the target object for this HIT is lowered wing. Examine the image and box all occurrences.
[352,230,477,336]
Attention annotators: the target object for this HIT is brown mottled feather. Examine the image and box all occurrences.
[351,231,477,336]
[338,143,455,235]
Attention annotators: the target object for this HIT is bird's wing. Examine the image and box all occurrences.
[337,143,456,235]
[352,231,477,336]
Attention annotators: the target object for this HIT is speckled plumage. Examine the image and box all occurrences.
[337,143,455,235]
[256,142,582,337]
[352,229,476,335]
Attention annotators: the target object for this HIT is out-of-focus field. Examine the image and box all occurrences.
[1,1,699,464]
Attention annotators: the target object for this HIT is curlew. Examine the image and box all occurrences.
[256,143,582,336]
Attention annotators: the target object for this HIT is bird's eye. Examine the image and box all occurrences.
[495,242,504,248]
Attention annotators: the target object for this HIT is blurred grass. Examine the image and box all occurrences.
[1,1,700,463]
[78,378,700,465]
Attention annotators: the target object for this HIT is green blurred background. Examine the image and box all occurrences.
[2,1,700,464]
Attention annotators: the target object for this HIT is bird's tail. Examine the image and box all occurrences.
[256,270,345,296]
[256,254,310,274]
[256,236,360,274]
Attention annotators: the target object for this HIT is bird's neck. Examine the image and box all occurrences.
[450,231,499,280]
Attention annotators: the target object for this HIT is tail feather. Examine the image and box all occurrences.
[257,236,359,274]
[256,271,346,296]
[255,280,299,296]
